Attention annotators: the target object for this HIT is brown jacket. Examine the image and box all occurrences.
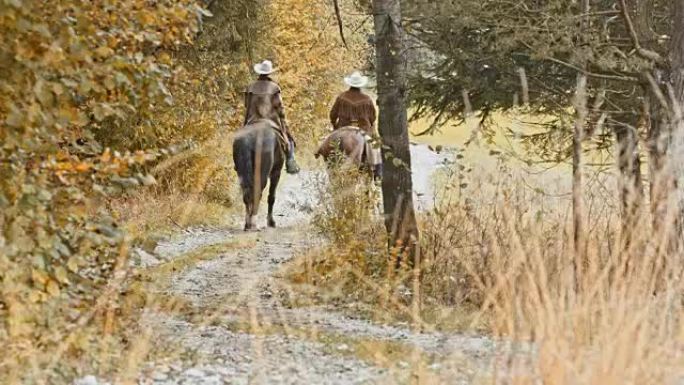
[329,88,377,134]
[244,76,290,137]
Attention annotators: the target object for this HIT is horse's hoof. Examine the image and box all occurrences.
[244,224,256,231]
[267,219,276,228]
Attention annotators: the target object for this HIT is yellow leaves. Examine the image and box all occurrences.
[94,46,114,59]
[79,78,94,94]
[34,79,54,106]
[93,103,115,121]
[74,162,91,172]
[56,106,89,127]
[101,148,112,163]
[42,43,66,65]
[133,150,148,164]
[137,10,156,25]
[46,279,60,297]
[0,0,207,359]
[103,75,117,91]
[31,268,49,286]
[54,266,69,284]
[28,290,47,303]
[32,23,51,38]
[14,40,36,61]
[5,0,23,8]
[67,256,79,273]
[75,110,90,127]
[52,82,64,96]
[159,52,172,65]
[5,105,24,128]
[107,35,120,49]
[265,0,367,137]
[29,268,61,298]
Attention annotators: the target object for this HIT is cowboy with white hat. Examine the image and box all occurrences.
[330,71,375,133]
[244,60,300,174]
[328,71,382,179]
[344,71,370,89]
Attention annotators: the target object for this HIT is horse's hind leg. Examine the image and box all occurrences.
[267,166,282,228]
[243,191,256,231]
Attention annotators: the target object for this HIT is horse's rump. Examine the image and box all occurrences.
[316,127,381,168]
[239,119,288,153]
[233,121,281,193]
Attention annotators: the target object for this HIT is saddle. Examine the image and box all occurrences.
[245,119,289,154]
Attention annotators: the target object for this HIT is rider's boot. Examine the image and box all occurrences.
[286,139,300,174]
[373,164,383,183]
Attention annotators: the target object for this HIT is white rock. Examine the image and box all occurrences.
[184,368,205,377]
[336,343,350,352]
[74,376,99,385]
[134,248,161,268]
[215,367,234,376]
[151,371,168,381]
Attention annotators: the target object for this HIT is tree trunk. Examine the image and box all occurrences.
[622,0,669,230]
[667,0,684,251]
[372,0,419,262]
[647,88,670,226]
[572,73,587,288]
[571,0,590,289]
[615,119,643,247]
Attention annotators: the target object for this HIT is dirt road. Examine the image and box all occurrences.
[133,145,506,385]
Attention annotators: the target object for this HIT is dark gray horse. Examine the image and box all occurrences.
[233,120,285,230]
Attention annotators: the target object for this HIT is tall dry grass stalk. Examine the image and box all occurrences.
[291,154,684,383]
[424,163,684,383]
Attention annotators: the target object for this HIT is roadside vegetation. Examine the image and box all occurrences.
[1,0,366,383]
[4,0,684,384]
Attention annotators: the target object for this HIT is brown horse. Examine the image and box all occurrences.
[315,127,380,179]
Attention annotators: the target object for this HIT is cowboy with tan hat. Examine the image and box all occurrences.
[244,60,300,174]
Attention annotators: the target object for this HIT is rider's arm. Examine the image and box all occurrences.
[330,97,340,129]
[369,98,378,135]
[274,91,292,139]
[243,90,251,126]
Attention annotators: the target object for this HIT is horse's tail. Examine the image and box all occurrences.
[233,126,276,209]
[360,135,368,165]
[233,136,255,204]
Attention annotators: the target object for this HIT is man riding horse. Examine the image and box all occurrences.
[244,60,300,174]
[233,60,299,230]
[318,71,382,179]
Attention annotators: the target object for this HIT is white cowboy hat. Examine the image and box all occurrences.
[254,60,276,75]
[344,71,369,88]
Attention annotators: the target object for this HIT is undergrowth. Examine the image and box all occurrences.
[287,157,684,383]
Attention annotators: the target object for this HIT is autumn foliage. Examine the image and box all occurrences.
[0,0,212,380]
[1,0,368,382]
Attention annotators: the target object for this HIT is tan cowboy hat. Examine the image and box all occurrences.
[254,60,276,75]
[344,71,369,88]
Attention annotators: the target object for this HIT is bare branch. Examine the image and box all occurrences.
[333,0,348,48]
[618,0,665,65]
[645,72,670,111]
[546,57,640,82]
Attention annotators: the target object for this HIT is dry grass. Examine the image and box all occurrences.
[286,153,684,384]
[109,131,242,244]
